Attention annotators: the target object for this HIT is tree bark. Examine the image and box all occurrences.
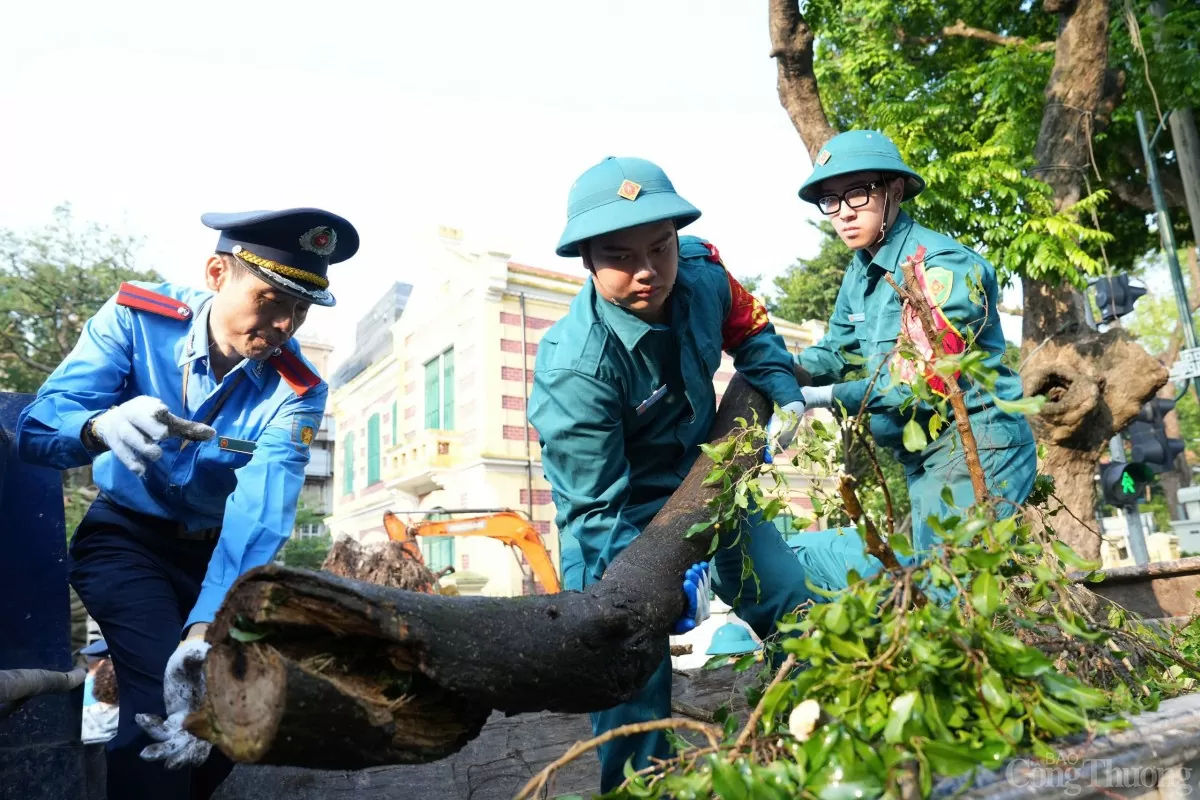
[1022,326,1168,558]
[1016,0,1170,561]
[188,375,772,769]
[768,0,837,161]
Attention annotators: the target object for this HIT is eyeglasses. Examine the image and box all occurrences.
[816,181,883,215]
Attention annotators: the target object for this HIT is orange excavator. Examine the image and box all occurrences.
[383,508,562,594]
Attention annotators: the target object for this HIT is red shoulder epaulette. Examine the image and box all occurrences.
[702,242,723,265]
[115,282,192,321]
[269,347,321,396]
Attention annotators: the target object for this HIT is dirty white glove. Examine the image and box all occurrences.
[800,385,834,409]
[137,639,212,769]
[90,396,215,476]
[765,400,807,462]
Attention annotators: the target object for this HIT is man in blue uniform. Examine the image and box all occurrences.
[16,208,358,799]
[529,156,819,791]
[792,131,1037,584]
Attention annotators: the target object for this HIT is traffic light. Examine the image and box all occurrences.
[1099,461,1153,506]
[1093,274,1147,322]
[1127,398,1187,474]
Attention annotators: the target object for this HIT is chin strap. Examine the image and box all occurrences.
[873,184,893,248]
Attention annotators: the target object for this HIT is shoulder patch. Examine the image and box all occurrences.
[116,282,192,321]
[269,348,321,396]
[290,413,321,448]
[925,267,953,307]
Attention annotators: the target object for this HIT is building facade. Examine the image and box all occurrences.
[326,230,829,599]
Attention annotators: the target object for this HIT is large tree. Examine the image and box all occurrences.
[0,204,160,393]
[767,0,1199,560]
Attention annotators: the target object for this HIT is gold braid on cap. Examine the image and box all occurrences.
[234,247,330,289]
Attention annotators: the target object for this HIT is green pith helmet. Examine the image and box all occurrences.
[798,130,926,204]
[706,622,762,656]
[556,156,702,258]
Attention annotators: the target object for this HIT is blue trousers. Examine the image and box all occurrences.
[68,495,234,800]
[585,513,820,792]
[791,432,1039,591]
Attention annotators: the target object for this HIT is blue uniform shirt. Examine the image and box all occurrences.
[529,236,802,588]
[17,281,326,629]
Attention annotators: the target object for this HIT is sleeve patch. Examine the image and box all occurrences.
[721,271,770,351]
[925,267,953,307]
[290,413,321,448]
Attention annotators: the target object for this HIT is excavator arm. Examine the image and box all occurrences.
[386,511,561,593]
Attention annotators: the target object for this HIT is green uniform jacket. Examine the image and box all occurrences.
[529,236,802,589]
[798,211,1031,456]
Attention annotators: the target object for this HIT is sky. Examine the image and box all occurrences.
[2,1,1024,372]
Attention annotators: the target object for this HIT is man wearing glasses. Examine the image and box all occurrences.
[791,130,1036,572]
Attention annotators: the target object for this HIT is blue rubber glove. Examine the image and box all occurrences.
[764,400,806,464]
[673,561,711,634]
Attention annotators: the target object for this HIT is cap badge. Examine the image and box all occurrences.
[300,226,337,256]
[617,180,642,201]
[816,149,831,166]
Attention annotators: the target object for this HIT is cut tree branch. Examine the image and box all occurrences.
[883,272,988,505]
[189,374,778,769]
[941,19,1055,52]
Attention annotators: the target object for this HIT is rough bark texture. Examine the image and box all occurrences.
[1023,328,1168,558]
[189,375,772,769]
[1018,0,1170,560]
[768,0,837,161]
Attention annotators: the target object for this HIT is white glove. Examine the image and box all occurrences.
[137,639,213,769]
[90,396,215,476]
[766,399,807,458]
[801,385,834,409]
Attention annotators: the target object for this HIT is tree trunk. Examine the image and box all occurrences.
[768,0,837,160]
[1016,0,1171,561]
[188,375,772,769]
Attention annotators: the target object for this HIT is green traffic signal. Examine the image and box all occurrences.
[1121,471,1136,495]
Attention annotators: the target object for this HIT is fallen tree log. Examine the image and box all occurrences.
[188,374,772,769]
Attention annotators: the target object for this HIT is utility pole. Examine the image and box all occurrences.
[1137,110,1200,398]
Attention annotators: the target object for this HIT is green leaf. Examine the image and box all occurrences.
[964,549,1007,569]
[903,417,928,453]
[828,635,869,661]
[884,691,918,743]
[1030,703,1074,737]
[1052,540,1101,572]
[229,626,267,643]
[994,395,1046,416]
[684,520,715,539]
[732,653,758,673]
[823,604,851,636]
[888,533,915,558]
[818,780,883,800]
[980,669,1011,716]
[920,740,980,776]
[710,757,748,800]
[971,570,1001,617]
[1042,672,1108,709]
